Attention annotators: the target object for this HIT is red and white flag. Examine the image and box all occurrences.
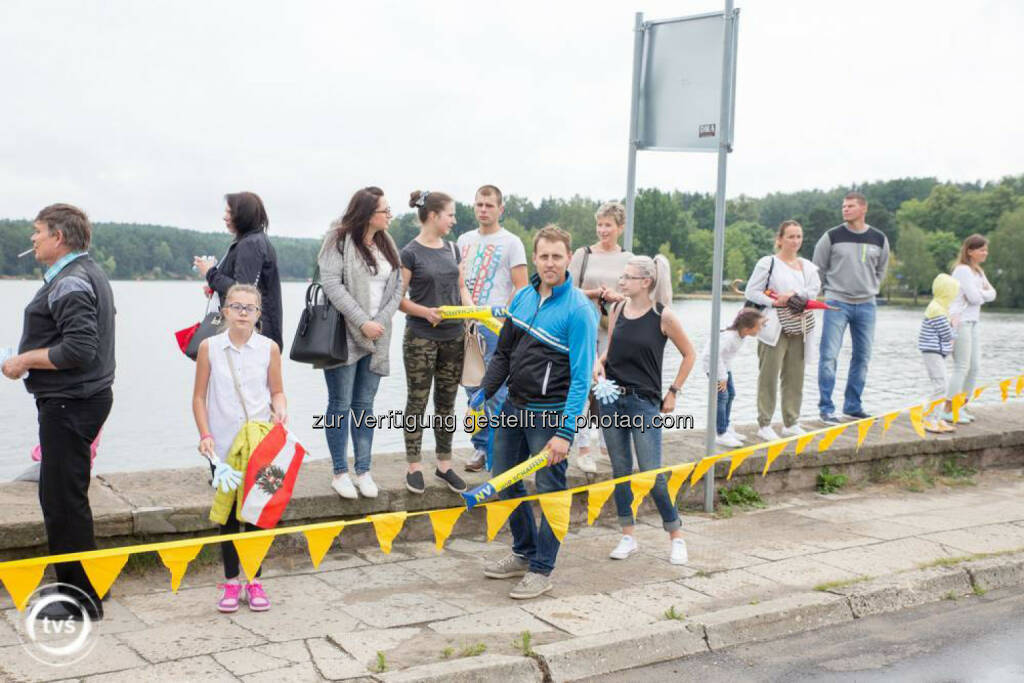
[240,424,306,529]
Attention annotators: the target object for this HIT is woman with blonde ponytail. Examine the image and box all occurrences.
[593,254,696,565]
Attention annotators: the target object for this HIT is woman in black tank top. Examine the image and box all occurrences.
[593,256,697,565]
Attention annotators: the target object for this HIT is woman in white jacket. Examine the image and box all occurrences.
[943,234,996,424]
[744,220,821,442]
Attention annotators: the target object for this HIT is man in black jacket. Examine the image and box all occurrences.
[3,204,115,621]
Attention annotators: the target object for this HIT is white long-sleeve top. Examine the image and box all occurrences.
[701,329,745,379]
[744,256,822,354]
[949,264,996,324]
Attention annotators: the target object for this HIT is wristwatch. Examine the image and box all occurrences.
[668,385,680,395]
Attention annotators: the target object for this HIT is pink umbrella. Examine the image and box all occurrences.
[32,429,102,466]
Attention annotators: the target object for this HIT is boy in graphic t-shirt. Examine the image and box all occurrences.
[457,185,528,471]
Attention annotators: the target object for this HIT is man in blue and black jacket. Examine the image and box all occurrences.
[474,225,597,599]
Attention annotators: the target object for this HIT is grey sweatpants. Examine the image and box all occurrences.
[922,352,948,402]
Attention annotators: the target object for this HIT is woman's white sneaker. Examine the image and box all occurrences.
[715,433,743,448]
[609,535,638,559]
[356,473,378,498]
[726,428,747,443]
[781,423,805,437]
[670,538,688,565]
[331,473,358,499]
[756,425,780,442]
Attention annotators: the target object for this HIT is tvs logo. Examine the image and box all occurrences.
[699,123,716,138]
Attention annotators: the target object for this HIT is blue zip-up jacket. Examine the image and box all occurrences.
[481,272,597,444]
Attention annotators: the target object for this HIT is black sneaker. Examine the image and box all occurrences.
[820,413,842,425]
[406,470,425,494]
[435,467,467,493]
[844,409,872,420]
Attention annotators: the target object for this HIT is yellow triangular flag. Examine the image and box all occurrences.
[538,490,573,542]
[762,441,789,476]
[0,563,47,611]
[794,433,816,455]
[1016,374,1023,396]
[586,481,615,525]
[908,405,926,439]
[923,399,944,417]
[667,463,696,502]
[856,418,876,450]
[428,508,464,551]
[303,523,344,569]
[882,410,901,434]
[158,543,204,592]
[972,386,986,400]
[629,472,659,519]
[81,553,130,599]
[726,446,757,480]
[951,393,966,424]
[369,511,407,554]
[233,534,275,581]
[485,499,521,541]
[1000,378,1012,402]
[818,424,848,452]
[690,454,726,485]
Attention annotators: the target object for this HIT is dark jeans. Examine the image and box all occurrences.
[37,387,112,604]
[716,371,735,435]
[491,401,568,576]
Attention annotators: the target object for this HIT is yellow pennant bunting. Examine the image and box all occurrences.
[667,463,696,503]
[972,386,986,400]
[0,563,46,611]
[908,405,926,439]
[1000,378,1012,402]
[233,534,275,582]
[951,393,966,424]
[485,499,521,541]
[428,508,464,552]
[369,512,407,554]
[690,454,726,485]
[882,410,902,434]
[303,523,344,569]
[856,418,877,450]
[82,554,130,599]
[818,424,848,452]
[761,441,789,476]
[158,544,204,592]
[1017,374,1024,396]
[923,399,944,417]
[629,472,659,519]
[727,447,758,480]
[586,481,616,525]
[538,491,573,542]
[794,433,816,455]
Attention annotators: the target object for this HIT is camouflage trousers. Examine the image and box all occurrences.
[402,329,465,463]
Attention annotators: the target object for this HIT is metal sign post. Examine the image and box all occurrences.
[622,3,739,511]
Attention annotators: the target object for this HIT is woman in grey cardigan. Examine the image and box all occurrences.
[317,187,403,499]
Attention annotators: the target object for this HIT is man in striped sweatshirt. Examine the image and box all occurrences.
[919,273,959,433]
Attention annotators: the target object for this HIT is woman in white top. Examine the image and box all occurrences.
[744,220,822,443]
[944,234,996,424]
[567,201,633,474]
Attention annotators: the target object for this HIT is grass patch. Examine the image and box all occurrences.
[817,467,848,495]
[973,583,987,596]
[940,455,977,480]
[370,651,387,674]
[718,483,766,510]
[917,555,973,569]
[663,605,685,621]
[944,590,959,601]
[440,646,454,659]
[891,467,935,492]
[513,630,535,657]
[814,576,872,592]
[459,642,487,658]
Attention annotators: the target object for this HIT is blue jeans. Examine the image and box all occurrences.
[463,325,508,464]
[491,401,568,576]
[323,355,382,475]
[600,393,681,531]
[818,300,876,416]
[716,371,735,435]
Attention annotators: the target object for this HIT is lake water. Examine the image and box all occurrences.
[2,280,1022,480]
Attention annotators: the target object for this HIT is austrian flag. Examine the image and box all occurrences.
[240,424,306,529]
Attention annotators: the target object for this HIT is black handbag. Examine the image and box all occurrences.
[289,255,348,365]
[743,257,775,311]
[185,297,223,360]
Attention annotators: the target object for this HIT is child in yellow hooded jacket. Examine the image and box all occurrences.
[917,273,959,433]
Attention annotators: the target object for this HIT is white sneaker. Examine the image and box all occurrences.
[670,538,688,565]
[715,433,743,449]
[355,473,378,498]
[781,423,805,437]
[609,535,638,560]
[756,426,780,442]
[576,452,597,474]
[960,409,975,423]
[331,473,358,499]
[726,428,747,443]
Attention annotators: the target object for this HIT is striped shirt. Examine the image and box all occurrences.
[917,316,953,356]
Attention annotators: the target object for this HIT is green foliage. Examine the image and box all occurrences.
[459,642,487,657]
[513,630,535,657]
[440,646,454,659]
[939,455,976,480]
[658,241,685,290]
[718,483,765,509]
[924,230,960,272]
[817,466,848,494]
[370,651,387,673]
[895,223,936,303]
[663,605,686,621]
[988,207,1024,308]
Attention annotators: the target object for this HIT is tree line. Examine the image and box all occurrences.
[2,174,1022,308]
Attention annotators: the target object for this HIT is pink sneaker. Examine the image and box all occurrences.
[245,581,270,612]
[217,582,242,613]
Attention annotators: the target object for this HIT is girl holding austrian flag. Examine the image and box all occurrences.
[192,283,290,613]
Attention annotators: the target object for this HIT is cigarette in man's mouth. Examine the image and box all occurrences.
[18,248,34,258]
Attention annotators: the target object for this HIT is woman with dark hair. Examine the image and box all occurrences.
[943,234,996,424]
[316,187,403,499]
[399,190,467,496]
[194,192,284,349]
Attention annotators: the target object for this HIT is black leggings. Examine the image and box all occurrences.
[211,463,262,580]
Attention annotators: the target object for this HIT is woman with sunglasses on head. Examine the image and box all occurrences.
[316,187,403,499]
[594,255,696,565]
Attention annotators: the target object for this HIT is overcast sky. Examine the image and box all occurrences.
[1,0,1021,238]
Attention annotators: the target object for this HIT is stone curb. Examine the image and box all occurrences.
[963,552,1024,592]
[372,654,542,682]
[829,566,973,618]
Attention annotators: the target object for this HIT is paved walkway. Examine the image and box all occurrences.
[2,469,1023,681]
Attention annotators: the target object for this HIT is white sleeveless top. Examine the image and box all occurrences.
[206,330,273,460]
